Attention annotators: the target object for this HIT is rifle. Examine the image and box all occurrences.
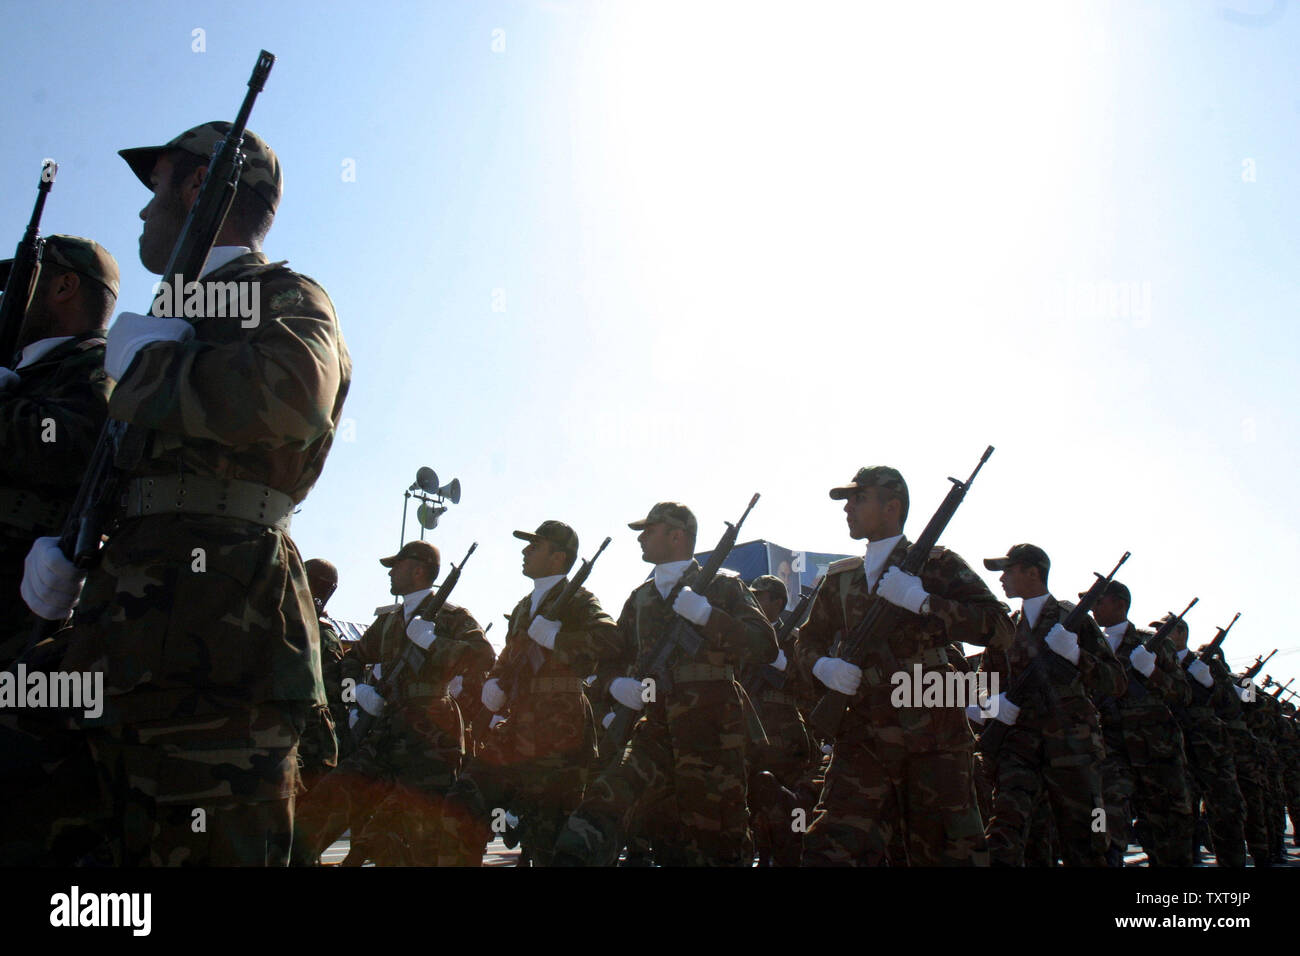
[600,493,760,753]
[742,577,821,707]
[979,550,1130,763]
[1263,676,1294,700]
[808,446,994,740]
[1124,597,1198,702]
[351,541,476,742]
[0,159,57,365]
[24,52,275,653]
[471,536,612,738]
[1241,649,1276,683]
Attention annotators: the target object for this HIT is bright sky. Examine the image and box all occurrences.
[3,1,1297,681]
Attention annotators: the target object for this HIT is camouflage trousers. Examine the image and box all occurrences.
[801,738,987,867]
[84,702,306,866]
[1225,726,1269,864]
[557,681,751,866]
[985,721,1107,867]
[292,695,463,865]
[1101,725,1194,866]
[747,705,817,866]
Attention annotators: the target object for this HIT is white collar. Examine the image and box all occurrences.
[201,245,253,277]
[1103,620,1130,653]
[401,587,434,621]
[863,534,904,588]
[654,559,693,599]
[1022,592,1051,630]
[15,335,76,369]
[530,574,566,614]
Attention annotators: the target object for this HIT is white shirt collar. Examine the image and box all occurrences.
[1022,592,1051,630]
[15,335,75,370]
[401,587,433,622]
[654,559,693,600]
[201,245,253,277]
[1103,620,1130,653]
[863,534,904,589]
[530,574,566,615]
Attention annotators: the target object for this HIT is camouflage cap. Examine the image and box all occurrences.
[828,466,909,504]
[119,121,282,213]
[379,539,441,569]
[628,502,697,538]
[0,235,119,298]
[513,520,579,562]
[983,543,1050,575]
[750,574,788,603]
[1079,579,1131,608]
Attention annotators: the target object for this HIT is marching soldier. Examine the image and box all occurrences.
[440,520,625,865]
[795,467,1012,866]
[1088,581,1194,865]
[296,558,347,791]
[21,124,351,866]
[978,543,1125,866]
[555,502,777,866]
[292,540,491,865]
[1240,674,1287,863]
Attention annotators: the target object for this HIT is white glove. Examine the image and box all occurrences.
[355,684,386,717]
[447,674,463,698]
[877,567,929,614]
[601,711,616,730]
[819,742,833,755]
[0,367,18,391]
[672,587,712,627]
[504,811,520,829]
[528,616,560,650]
[1044,624,1080,665]
[489,714,507,730]
[1236,682,1255,702]
[481,678,507,712]
[965,704,986,725]
[1187,660,1214,689]
[772,648,788,672]
[1128,645,1157,678]
[812,656,862,695]
[406,616,438,650]
[105,311,194,380]
[371,662,383,680]
[21,536,86,620]
[348,708,360,729]
[987,693,1020,725]
[610,676,646,710]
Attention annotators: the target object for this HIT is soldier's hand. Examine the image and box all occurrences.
[482,677,507,712]
[0,367,18,391]
[986,692,1020,725]
[672,587,712,627]
[447,674,464,698]
[105,311,195,380]
[490,714,507,730]
[877,567,930,614]
[406,616,438,649]
[355,683,386,716]
[812,657,862,695]
[610,676,646,711]
[21,536,86,621]
[1044,624,1080,665]
[773,648,788,672]
[528,616,561,650]
[1128,645,1157,678]
[372,662,383,680]
[965,703,986,725]
[1187,660,1214,688]
[601,710,616,730]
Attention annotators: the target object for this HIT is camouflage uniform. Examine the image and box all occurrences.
[293,596,490,865]
[441,577,624,866]
[51,239,350,867]
[796,541,1013,866]
[558,553,777,867]
[1094,623,1194,866]
[296,613,348,788]
[980,596,1125,867]
[1241,684,1286,863]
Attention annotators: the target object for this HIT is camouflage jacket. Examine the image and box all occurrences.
[1099,623,1188,718]
[319,615,353,757]
[796,539,1014,751]
[61,256,348,723]
[0,332,110,567]
[980,595,1126,729]
[617,561,776,693]
[486,580,623,758]
[352,596,493,705]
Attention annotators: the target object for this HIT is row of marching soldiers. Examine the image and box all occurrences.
[293,467,1300,866]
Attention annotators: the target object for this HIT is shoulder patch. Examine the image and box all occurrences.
[269,288,305,313]
[373,603,401,617]
[827,557,861,575]
[929,546,947,560]
[715,567,739,579]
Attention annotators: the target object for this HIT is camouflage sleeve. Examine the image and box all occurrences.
[486,604,527,683]
[1074,614,1128,699]
[438,608,494,704]
[1142,640,1181,703]
[921,551,1015,651]
[352,616,387,667]
[552,587,623,673]
[701,574,777,664]
[794,577,841,680]
[319,620,350,727]
[596,592,641,694]
[0,347,111,487]
[106,274,341,448]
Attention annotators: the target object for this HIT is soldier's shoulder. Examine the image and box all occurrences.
[826,556,861,576]
[242,259,337,321]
